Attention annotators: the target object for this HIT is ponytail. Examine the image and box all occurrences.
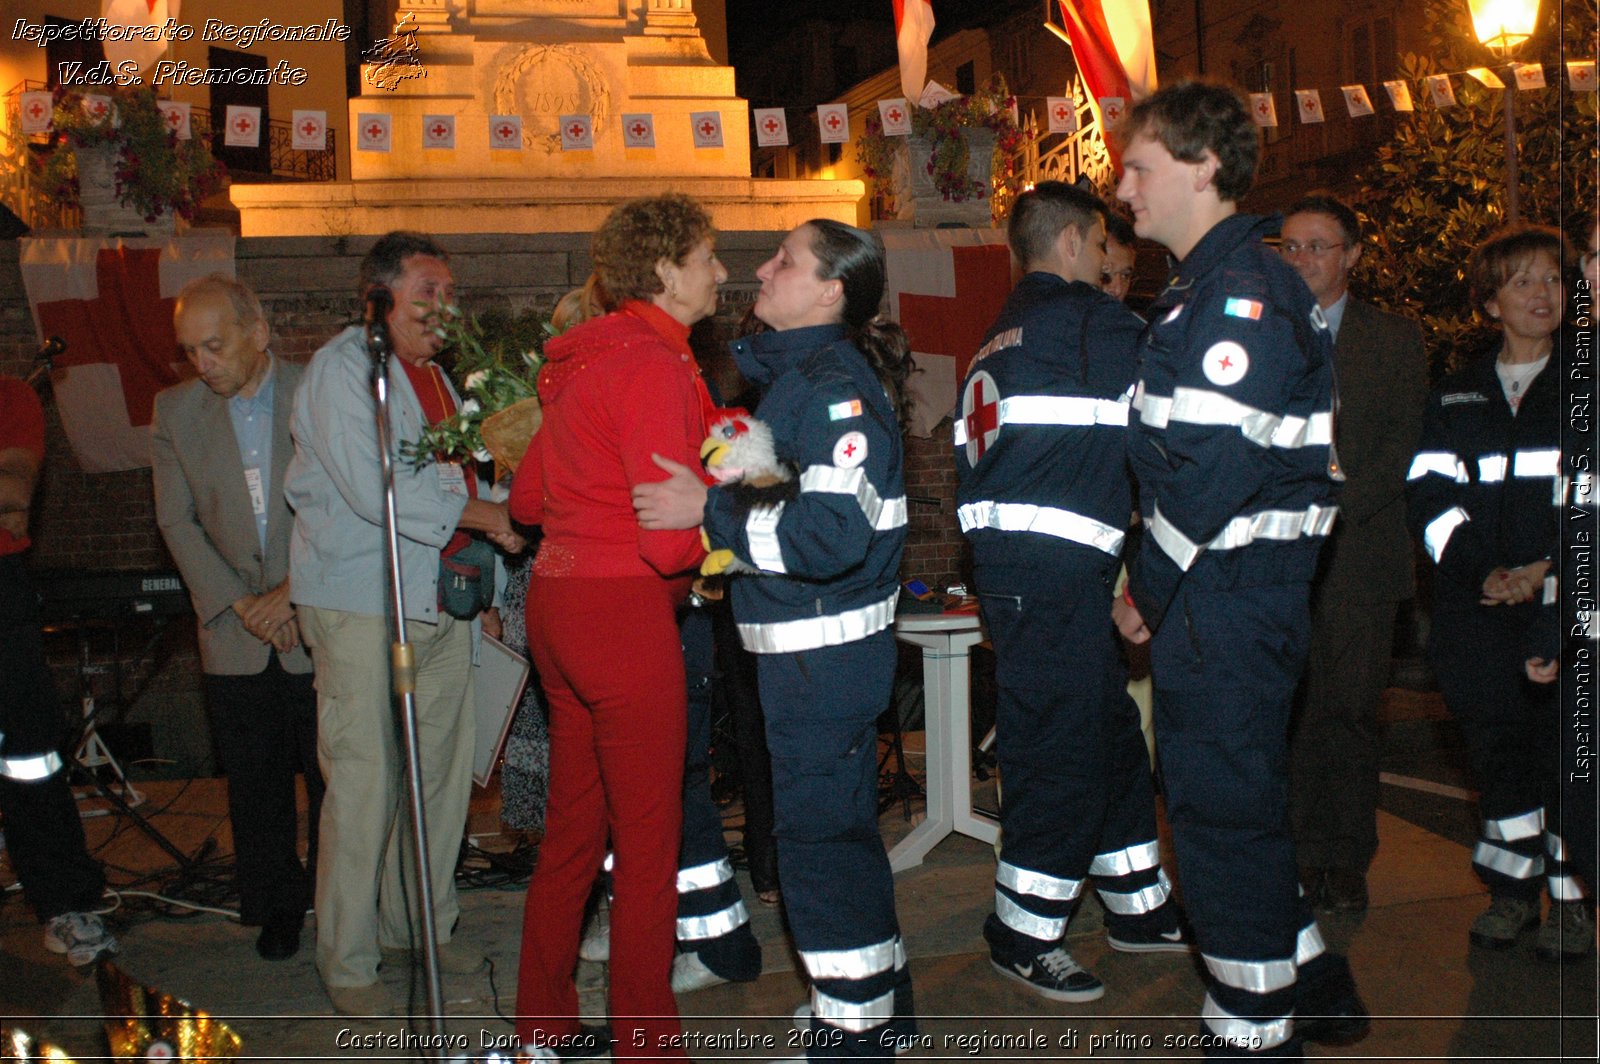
[854,317,916,434]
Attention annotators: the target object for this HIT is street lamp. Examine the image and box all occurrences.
[1464,0,1542,224]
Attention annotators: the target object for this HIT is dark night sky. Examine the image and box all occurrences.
[725,1,1004,62]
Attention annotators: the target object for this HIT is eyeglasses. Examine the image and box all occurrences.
[1280,240,1347,257]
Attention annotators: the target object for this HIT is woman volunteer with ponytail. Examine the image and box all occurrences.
[636,219,917,1061]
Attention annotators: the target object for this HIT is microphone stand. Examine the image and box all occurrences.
[365,303,447,1045]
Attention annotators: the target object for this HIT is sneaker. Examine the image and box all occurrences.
[578,905,609,963]
[989,945,1105,1003]
[1106,924,1195,954]
[1468,895,1540,950]
[43,911,118,966]
[792,1005,914,1055]
[1536,901,1596,963]
[670,951,729,993]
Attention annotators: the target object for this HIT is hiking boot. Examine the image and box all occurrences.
[1468,895,1540,950]
[1536,900,1596,963]
[43,911,118,966]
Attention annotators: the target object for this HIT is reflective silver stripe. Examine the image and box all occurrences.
[676,857,734,893]
[1549,875,1586,901]
[1165,386,1332,449]
[1514,448,1561,478]
[1148,504,1204,571]
[1407,451,1469,483]
[956,501,1125,556]
[1296,922,1326,965]
[677,900,749,940]
[798,465,908,531]
[1547,833,1569,861]
[1203,950,1297,993]
[996,859,1082,901]
[0,750,63,781]
[1088,839,1160,877]
[1098,868,1171,915]
[1473,840,1544,880]
[745,503,787,574]
[736,588,899,654]
[995,892,1067,940]
[953,394,1129,444]
[1201,994,1293,1050]
[1423,506,1470,563]
[1543,574,1558,606]
[1479,454,1508,482]
[811,986,896,1033]
[1484,807,1544,842]
[1136,387,1172,428]
[1207,504,1338,552]
[799,935,905,980]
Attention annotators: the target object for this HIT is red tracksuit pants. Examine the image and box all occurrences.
[516,575,689,1058]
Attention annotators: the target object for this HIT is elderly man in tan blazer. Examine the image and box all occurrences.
[151,275,323,961]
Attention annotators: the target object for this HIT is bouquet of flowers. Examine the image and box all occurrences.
[856,76,1029,204]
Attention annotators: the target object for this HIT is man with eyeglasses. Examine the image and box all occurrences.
[1101,213,1139,304]
[1279,196,1426,917]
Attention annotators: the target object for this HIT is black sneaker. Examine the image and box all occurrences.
[1107,923,1195,954]
[1295,953,1369,1046]
[990,945,1105,1002]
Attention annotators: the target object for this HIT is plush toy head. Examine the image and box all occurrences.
[701,415,790,487]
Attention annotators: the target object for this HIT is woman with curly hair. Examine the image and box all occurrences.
[510,194,725,1057]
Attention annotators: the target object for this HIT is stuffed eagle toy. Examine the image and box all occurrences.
[698,414,797,577]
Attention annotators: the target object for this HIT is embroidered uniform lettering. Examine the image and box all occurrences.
[973,327,1023,364]
[1442,392,1489,406]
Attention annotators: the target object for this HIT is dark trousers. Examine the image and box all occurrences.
[761,631,913,1061]
[0,556,105,920]
[1431,605,1559,901]
[1153,582,1326,1057]
[203,657,323,925]
[711,601,779,894]
[1289,594,1400,872]
[675,606,760,979]
[977,561,1172,947]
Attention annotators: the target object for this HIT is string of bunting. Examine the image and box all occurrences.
[18,59,1593,152]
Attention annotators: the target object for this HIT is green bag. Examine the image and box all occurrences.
[439,537,497,620]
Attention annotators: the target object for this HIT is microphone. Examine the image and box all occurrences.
[35,336,66,362]
[364,286,393,362]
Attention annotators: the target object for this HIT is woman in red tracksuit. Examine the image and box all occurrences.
[510,194,724,1058]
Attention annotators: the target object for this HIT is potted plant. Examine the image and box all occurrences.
[35,85,225,232]
[856,77,1029,226]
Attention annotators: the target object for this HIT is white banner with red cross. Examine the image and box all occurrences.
[882,228,1013,438]
[19,234,236,472]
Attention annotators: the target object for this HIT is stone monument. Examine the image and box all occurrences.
[233,1,861,236]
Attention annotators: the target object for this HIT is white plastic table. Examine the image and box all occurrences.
[889,610,998,871]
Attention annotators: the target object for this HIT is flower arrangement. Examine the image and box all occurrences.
[855,77,1030,204]
[405,304,555,475]
[35,85,225,223]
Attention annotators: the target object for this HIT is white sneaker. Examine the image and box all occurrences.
[670,950,729,993]
[43,911,118,966]
[578,904,609,963]
[793,1004,913,1055]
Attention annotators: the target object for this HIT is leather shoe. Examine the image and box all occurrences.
[1321,869,1369,913]
[255,912,303,961]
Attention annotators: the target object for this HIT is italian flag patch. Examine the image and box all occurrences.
[1224,297,1264,320]
[828,399,862,420]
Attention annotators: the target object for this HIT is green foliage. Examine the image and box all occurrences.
[1351,0,1596,379]
[855,77,1030,205]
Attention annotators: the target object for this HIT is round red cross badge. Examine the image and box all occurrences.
[961,369,1002,466]
[833,431,868,469]
[145,1040,175,1060]
[1202,341,1249,386]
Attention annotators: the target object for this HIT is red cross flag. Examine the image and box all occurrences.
[1341,84,1374,117]
[83,94,113,122]
[559,114,594,151]
[884,227,1012,438]
[1294,89,1324,124]
[1046,96,1079,133]
[20,231,237,472]
[690,111,725,148]
[357,112,392,152]
[20,91,52,135]
[1427,75,1458,108]
[1098,96,1126,129]
[878,98,912,136]
[1513,63,1546,90]
[753,108,789,147]
[421,114,455,149]
[1383,80,1414,112]
[1248,92,1278,128]
[1465,67,1504,89]
[894,0,936,103]
[101,0,178,80]
[817,104,850,145]
[224,105,262,148]
[490,115,523,150]
[156,100,192,141]
[291,109,326,151]
[1569,61,1598,92]
[621,113,656,148]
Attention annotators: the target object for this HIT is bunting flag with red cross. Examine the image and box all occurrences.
[878,98,912,136]
[817,104,850,144]
[490,115,523,150]
[1294,89,1324,124]
[421,113,455,150]
[883,228,1013,438]
[753,108,789,147]
[1046,96,1079,133]
[19,233,237,473]
[621,113,656,148]
[356,112,392,152]
[1248,92,1278,127]
[690,111,725,148]
[224,105,262,148]
[157,100,192,141]
[292,110,328,151]
[20,91,52,134]
[559,114,594,151]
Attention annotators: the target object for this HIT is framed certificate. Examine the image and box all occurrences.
[472,633,531,788]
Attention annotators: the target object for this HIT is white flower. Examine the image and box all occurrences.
[460,398,481,416]
[473,447,493,463]
[523,350,540,366]
[463,369,490,393]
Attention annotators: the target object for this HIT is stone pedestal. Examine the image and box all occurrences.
[895,130,997,228]
[76,144,176,236]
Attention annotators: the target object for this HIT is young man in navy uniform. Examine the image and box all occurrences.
[1113,81,1366,1058]
[955,181,1189,1004]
